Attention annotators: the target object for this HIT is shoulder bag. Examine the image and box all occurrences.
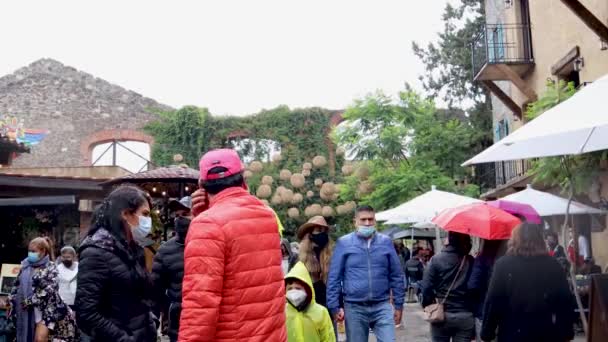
[423,256,466,323]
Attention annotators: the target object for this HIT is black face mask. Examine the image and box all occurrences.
[175,216,192,239]
[310,232,329,249]
[62,260,73,268]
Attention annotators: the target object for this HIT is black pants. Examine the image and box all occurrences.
[430,312,475,342]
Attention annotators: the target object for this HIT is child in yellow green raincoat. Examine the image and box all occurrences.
[285,262,335,342]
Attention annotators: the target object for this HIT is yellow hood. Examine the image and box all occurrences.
[285,261,315,304]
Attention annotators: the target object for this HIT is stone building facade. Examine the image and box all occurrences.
[0,58,172,169]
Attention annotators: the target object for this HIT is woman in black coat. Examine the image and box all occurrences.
[481,222,575,342]
[75,185,157,342]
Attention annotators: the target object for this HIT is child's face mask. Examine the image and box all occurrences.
[286,289,307,307]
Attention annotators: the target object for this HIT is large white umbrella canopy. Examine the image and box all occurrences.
[502,184,604,217]
[376,185,482,224]
[463,73,608,166]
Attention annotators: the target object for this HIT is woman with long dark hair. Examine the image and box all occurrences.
[467,239,507,342]
[75,185,157,342]
[481,223,575,342]
[292,216,335,311]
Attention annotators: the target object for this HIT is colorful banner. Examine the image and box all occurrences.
[16,128,49,146]
[0,115,48,146]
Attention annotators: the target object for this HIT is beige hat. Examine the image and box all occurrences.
[297,216,329,240]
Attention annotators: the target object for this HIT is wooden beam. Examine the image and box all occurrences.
[561,0,608,42]
[0,175,103,190]
[551,46,580,75]
[481,80,523,119]
[0,195,76,207]
[496,64,538,102]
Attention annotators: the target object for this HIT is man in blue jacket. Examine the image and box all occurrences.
[327,205,405,342]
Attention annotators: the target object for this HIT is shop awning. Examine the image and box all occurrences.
[463,73,608,165]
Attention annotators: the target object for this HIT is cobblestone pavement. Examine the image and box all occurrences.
[369,302,431,342]
[160,302,585,342]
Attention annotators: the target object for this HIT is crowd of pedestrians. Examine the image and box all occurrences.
[5,148,596,342]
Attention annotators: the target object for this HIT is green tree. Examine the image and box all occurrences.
[412,0,493,169]
[335,90,479,211]
[335,91,413,164]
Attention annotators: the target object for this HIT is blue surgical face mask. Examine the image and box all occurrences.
[27,251,41,263]
[357,226,376,238]
[132,216,152,246]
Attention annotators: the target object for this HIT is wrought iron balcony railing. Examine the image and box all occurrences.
[472,23,534,80]
[495,159,532,187]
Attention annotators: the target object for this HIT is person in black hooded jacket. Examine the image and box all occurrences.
[421,232,475,342]
[151,196,192,342]
[75,185,157,342]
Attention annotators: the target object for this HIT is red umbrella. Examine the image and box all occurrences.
[431,203,521,240]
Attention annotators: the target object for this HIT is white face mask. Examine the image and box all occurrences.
[286,289,308,308]
[132,216,152,246]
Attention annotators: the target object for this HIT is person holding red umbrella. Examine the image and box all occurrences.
[420,232,475,341]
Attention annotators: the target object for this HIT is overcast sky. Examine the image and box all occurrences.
[0,0,449,116]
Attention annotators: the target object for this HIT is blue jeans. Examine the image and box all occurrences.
[344,301,395,342]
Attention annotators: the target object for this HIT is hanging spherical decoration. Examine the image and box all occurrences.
[271,153,282,163]
[173,154,184,163]
[290,173,306,188]
[256,185,272,199]
[320,182,336,197]
[345,201,357,212]
[358,181,374,195]
[331,193,339,201]
[303,162,312,171]
[276,186,288,196]
[271,194,283,205]
[302,169,311,177]
[314,178,323,187]
[280,189,294,203]
[320,192,331,201]
[312,155,327,168]
[336,147,346,157]
[287,207,300,219]
[310,204,322,216]
[305,204,322,217]
[306,190,315,198]
[341,164,354,176]
[322,206,335,218]
[249,161,264,173]
[291,193,304,204]
[279,169,292,181]
[261,175,274,185]
[243,170,253,179]
[355,164,370,180]
[336,205,348,215]
[261,199,270,206]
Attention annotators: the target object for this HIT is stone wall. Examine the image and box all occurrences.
[0,58,172,168]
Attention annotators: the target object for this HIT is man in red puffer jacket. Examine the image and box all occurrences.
[179,149,286,342]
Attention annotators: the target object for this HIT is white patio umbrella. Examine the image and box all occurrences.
[463,73,608,166]
[503,184,605,217]
[376,186,482,251]
[378,186,482,224]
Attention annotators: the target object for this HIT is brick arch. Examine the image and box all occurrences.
[81,129,155,165]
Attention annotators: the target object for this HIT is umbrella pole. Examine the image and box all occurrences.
[410,227,414,259]
[434,226,442,254]
[561,158,588,337]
